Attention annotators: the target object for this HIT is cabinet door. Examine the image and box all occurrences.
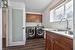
[46,38,50,50]
[53,41,71,50]
[46,37,51,50]
[26,14,42,22]
[46,31,73,50]
[46,36,54,50]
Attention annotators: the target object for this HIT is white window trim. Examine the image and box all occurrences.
[50,0,73,22]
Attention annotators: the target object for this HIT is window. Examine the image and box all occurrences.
[54,6,65,21]
[50,9,54,22]
[65,0,73,20]
[50,0,73,22]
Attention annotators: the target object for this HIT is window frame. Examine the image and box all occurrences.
[50,0,73,22]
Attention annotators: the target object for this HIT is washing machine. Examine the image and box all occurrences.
[35,26,44,38]
[26,27,35,39]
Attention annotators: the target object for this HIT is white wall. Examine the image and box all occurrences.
[0,8,2,50]
[42,9,67,29]
[42,0,66,29]
[42,0,73,30]
[42,0,62,28]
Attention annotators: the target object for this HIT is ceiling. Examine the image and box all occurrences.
[10,0,54,13]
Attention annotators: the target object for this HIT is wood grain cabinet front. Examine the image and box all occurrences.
[46,31,73,50]
[46,36,53,50]
[26,14,42,22]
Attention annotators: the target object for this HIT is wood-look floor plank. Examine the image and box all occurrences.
[3,38,45,50]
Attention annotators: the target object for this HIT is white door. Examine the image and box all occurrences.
[8,2,26,46]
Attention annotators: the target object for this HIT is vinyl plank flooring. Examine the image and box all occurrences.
[3,38,45,50]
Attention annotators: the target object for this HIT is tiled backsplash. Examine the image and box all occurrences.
[49,21,73,31]
[49,21,67,29]
[26,22,42,26]
[42,20,73,31]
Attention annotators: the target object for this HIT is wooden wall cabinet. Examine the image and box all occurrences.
[26,14,42,22]
[46,31,73,50]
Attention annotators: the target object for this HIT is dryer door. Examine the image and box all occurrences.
[27,27,35,38]
[36,29,44,36]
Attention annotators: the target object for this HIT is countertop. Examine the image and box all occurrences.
[43,28,73,39]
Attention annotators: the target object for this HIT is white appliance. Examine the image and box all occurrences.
[26,27,35,39]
